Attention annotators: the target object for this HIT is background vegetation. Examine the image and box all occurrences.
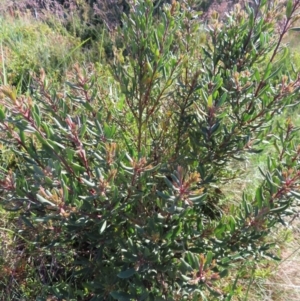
[0,0,300,300]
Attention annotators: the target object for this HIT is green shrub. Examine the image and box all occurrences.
[0,0,300,300]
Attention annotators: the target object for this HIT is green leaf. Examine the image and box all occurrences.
[249,8,254,28]
[270,202,290,213]
[163,229,173,240]
[104,123,116,138]
[228,216,236,233]
[100,220,107,234]
[157,190,171,200]
[35,131,52,148]
[179,258,192,272]
[265,172,277,192]
[260,0,267,6]
[164,177,175,189]
[62,182,69,201]
[215,223,226,239]
[264,66,282,82]
[189,194,206,204]
[263,63,272,81]
[79,122,87,138]
[207,94,213,108]
[20,215,35,228]
[286,0,293,18]
[186,251,199,269]
[120,162,134,171]
[243,199,252,216]
[95,119,103,136]
[217,92,227,107]
[36,194,56,207]
[81,178,95,187]
[258,166,266,177]
[204,251,213,268]
[263,252,281,261]
[110,291,133,301]
[48,140,65,150]
[32,106,41,128]
[20,130,26,145]
[117,268,136,279]
[171,223,182,240]
[179,273,191,281]
[202,46,212,59]
[253,68,260,81]
[206,283,222,296]
[219,269,228,278]
[0,107,5,121]
[255,186,263,208]
[290,190,300,199]
[41,122,51,138]
[70,162,86,173]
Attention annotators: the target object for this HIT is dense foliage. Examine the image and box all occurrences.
[0,0,300,300]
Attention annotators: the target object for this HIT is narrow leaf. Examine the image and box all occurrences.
[36,194,56,207]
[110,291,133,301]
[117,268,136,279]
[286,0,293,18]
[100,220,107,234]
[0,107,5,121]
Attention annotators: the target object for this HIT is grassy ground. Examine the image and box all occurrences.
[243,219,300,301]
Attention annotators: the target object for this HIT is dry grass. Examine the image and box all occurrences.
[262,225,300,301]
[243,220,300,301]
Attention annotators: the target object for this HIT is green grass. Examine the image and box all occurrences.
[0,10,108,93]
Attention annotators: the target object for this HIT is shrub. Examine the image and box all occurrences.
[0,0,300,300]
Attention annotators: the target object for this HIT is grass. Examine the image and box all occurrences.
[0,3,109,92]
[242,224,300,301]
